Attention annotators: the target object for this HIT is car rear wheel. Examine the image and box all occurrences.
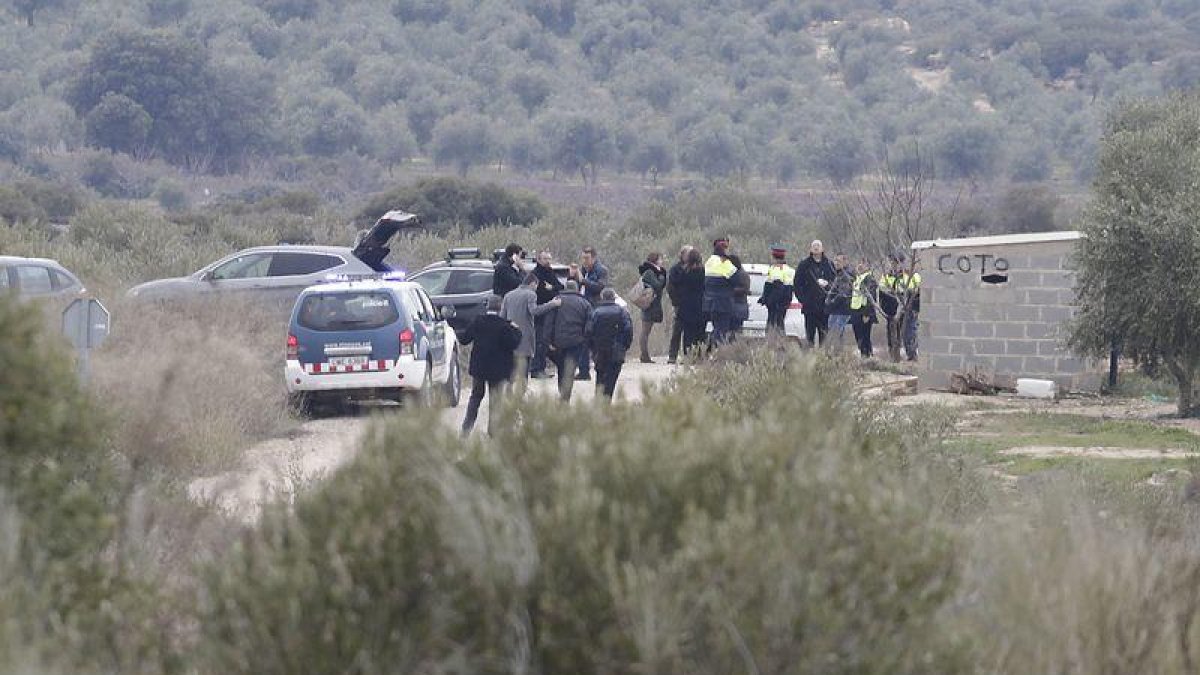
[286,392,312,418]
[407,360,434,408]
[443,351,461,408]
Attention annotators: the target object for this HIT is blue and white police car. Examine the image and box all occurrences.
[284,274,461,412]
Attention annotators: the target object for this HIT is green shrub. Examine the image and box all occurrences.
[199,350,967,673]
[355,176,547,231]
[13,177,85,222]
[0,184,45,224]
[153,178,191,213]
[0,296,167,673]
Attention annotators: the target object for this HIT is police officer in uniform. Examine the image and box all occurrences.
[849,260,879,358]
[703,237,737,348]
[759,245,795,336]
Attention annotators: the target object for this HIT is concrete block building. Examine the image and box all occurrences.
[911,231,1103,392]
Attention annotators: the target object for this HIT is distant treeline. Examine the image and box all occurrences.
[1,0,1199,184]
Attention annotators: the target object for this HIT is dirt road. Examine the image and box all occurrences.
[188,361,680,521]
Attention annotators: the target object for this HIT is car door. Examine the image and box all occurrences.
[415,287,449,373]
[443,268,493,329]
[405,287,445,367]
[206,252,275,295]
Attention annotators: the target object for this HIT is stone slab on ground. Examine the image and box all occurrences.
[999,446,1199,459]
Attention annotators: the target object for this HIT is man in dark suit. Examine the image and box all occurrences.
[458,294,522,435]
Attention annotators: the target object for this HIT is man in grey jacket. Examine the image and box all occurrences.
[548,280,593,401]
[500,273,560,395]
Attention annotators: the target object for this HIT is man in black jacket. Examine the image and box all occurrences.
[531,250,564,378]
[492,243,524,297]
[586,288,634,401]
[548,280,593,401]
[666,245,694,364]
[458,295,522,435]
[794,239,836,348]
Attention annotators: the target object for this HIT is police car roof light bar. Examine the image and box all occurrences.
[446,247,482,260]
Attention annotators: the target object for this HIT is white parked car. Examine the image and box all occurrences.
[712,263,806,341]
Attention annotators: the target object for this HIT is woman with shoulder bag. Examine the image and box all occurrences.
[636,252,667,363]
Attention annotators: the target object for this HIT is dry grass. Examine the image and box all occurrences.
[91,297,295,477]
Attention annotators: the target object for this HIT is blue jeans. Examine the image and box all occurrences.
[828,314,851,349]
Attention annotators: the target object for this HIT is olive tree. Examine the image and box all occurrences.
[1071,94,1200,416]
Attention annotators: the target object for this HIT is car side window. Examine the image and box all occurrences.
[50,269,77,291]
[416,288,436,321]
[408,289,432,322]
[15,265,54,294]
[0,266,10,292]
[211,253,273,280]
[447,270,492,294]
[268,252,343,277]
[411,269,453,295]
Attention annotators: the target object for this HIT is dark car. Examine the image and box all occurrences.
[409,248,570,332]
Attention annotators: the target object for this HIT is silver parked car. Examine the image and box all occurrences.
[127,211,422,304]
[0,255,86,300]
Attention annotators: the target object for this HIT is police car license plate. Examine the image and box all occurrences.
[329,355,369,367]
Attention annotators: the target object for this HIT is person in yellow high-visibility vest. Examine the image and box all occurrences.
[901,262,922,361]
[849,259,879,358]
[703,237,737,347]
[759,245,795,335]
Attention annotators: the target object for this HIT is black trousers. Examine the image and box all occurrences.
[668,312,685,360]
[462,377,507,434]
[592,347,624,400]
[681,319,706,356]
[850,312,874,357]
[766,305,787,333]
[802,310,828,347]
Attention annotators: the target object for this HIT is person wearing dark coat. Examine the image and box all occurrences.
[548,280,594,401]
[729,254,751,338]
[637,252,667,363]
[570,246,610,380]
[665,245,694,364]
[530,250,565,378]
[492,243,524,297]
[586,288,634,400]
[676,248,707,355]
[794,239,836,347]
[458,294,523,435]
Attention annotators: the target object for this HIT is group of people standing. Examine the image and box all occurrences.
[697,237,922,360]
[460,245,631,434]
[459,238,923,434]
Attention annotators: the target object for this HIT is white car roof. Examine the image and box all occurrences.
[740,263,771,274]
[0,255,63,266]
[238,245,354,256]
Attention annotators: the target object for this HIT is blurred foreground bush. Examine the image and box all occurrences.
[0,297,168,672]
[200,350,967,673]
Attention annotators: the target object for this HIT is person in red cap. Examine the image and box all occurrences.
[759,245,796,336]
[703,236,737,347]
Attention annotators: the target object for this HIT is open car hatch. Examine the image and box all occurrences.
[352,210,423,272]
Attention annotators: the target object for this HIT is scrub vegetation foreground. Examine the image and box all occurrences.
[5,297,1200,673]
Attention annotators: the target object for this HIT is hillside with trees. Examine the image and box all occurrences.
[1,0,1198,191]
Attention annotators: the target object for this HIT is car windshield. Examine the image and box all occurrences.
[297,291,399,331]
